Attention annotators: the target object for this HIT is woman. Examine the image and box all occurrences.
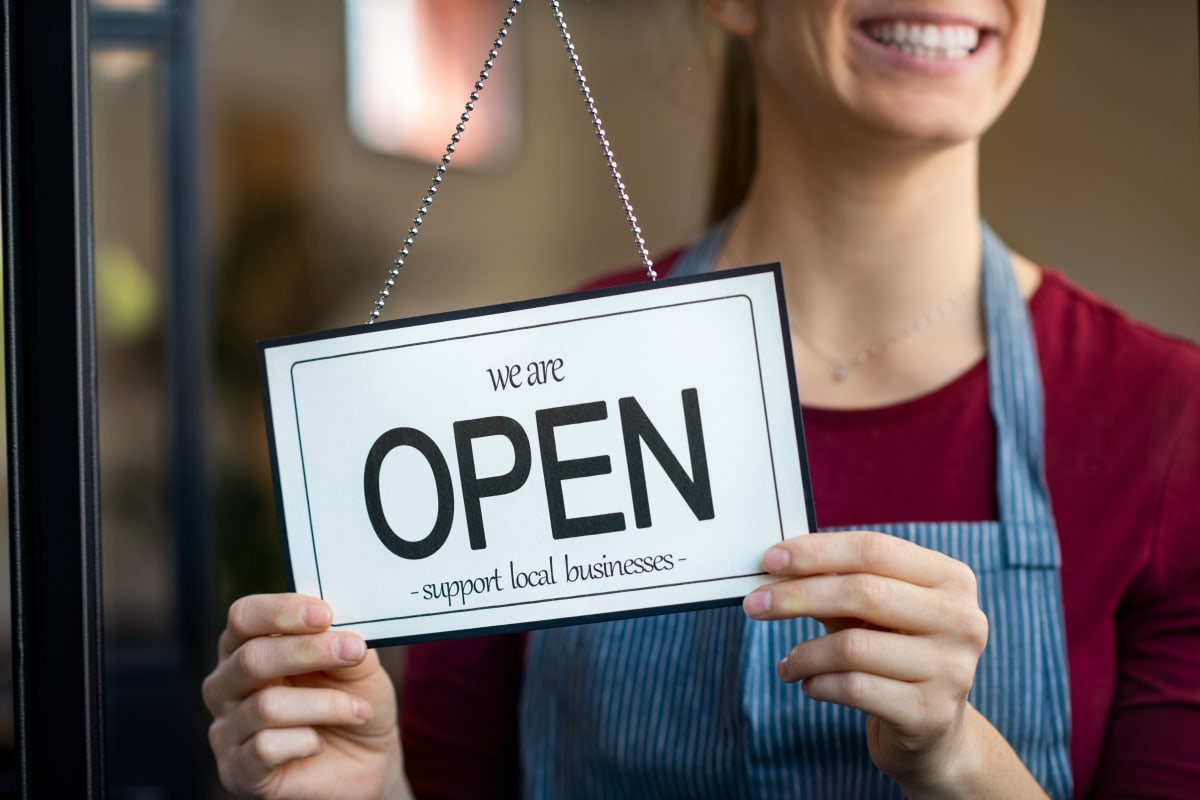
[203,1,1200,797]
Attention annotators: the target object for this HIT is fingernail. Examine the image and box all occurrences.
[763,547,789,572]
[777,657,789,681]
[301,604,332,628]
[335,637,366,663]
[743,590,771,616]
[352,699,373,721]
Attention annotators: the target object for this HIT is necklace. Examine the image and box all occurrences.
[792,284,975,382]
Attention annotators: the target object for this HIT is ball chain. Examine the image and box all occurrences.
[550,0,655,282]
[367,0,655,324]
[366,0,524,324]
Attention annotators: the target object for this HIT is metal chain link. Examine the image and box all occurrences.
[366,0,524,324]
[366,0,654,325]
[550,0,655,282]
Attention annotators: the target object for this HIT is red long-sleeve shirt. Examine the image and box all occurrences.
[402,262,1200,798]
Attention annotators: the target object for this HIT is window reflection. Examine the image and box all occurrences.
[90,49,172,643]
[346,0,521,168]
[92,49,154,83]
[91,0,164,9]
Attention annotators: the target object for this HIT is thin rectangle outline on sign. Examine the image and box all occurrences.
[258,264,817,635]
[291,294,774,622]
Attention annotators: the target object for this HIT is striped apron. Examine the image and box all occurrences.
[519,223,1073,798]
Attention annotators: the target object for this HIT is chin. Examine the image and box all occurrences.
[871,115,993,149]
[850,88,1004,150]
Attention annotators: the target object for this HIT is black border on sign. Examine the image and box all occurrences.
[257,263,818,645]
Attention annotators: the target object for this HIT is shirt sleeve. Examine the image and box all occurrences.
[1087,364,1200,798]
[400,633,525,800]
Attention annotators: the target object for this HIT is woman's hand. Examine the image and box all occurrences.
[743,531,1045,798]
[202,593,410,800]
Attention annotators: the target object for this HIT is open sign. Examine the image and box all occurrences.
[259,265,815,645]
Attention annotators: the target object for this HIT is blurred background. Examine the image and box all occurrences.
[0,0,1197,796]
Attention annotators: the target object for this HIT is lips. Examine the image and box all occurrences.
[862,20,983,60]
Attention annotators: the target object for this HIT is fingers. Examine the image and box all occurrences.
[217,726,323,795]
[743,572,981,636]
[760,530,978,592]
[778,627,939,684]
[742,528,987,702]
[778,625,979,691]
[204,631,368,714]
[744,531,986,641]
[772,626,979,740]
[744,531,991,781]
[219,594,334,660]
[205,595,404,800]
[215,685,373,749]
[797,671,942,733]
[206,682,338,796]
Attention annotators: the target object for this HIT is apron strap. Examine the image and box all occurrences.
[669,217,732,278]
[980,222,1059,568]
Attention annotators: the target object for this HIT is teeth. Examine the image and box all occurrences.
[867,21,980,59]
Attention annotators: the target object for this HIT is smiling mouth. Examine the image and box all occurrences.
[863,20,982,60]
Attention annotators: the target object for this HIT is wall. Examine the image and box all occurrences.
[983,0,1200,341]
[202,0,1199,342]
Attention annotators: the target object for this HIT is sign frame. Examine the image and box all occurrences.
[259,264,817,646]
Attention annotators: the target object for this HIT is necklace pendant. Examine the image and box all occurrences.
[832,365,849,382]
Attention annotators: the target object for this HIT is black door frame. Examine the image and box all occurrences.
[3,0,207,796]
[3,0,105,796]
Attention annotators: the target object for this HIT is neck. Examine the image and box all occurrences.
[724,127,982,330]
[716,113,988,407]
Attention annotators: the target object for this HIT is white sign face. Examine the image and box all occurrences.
[259,266,815,645]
